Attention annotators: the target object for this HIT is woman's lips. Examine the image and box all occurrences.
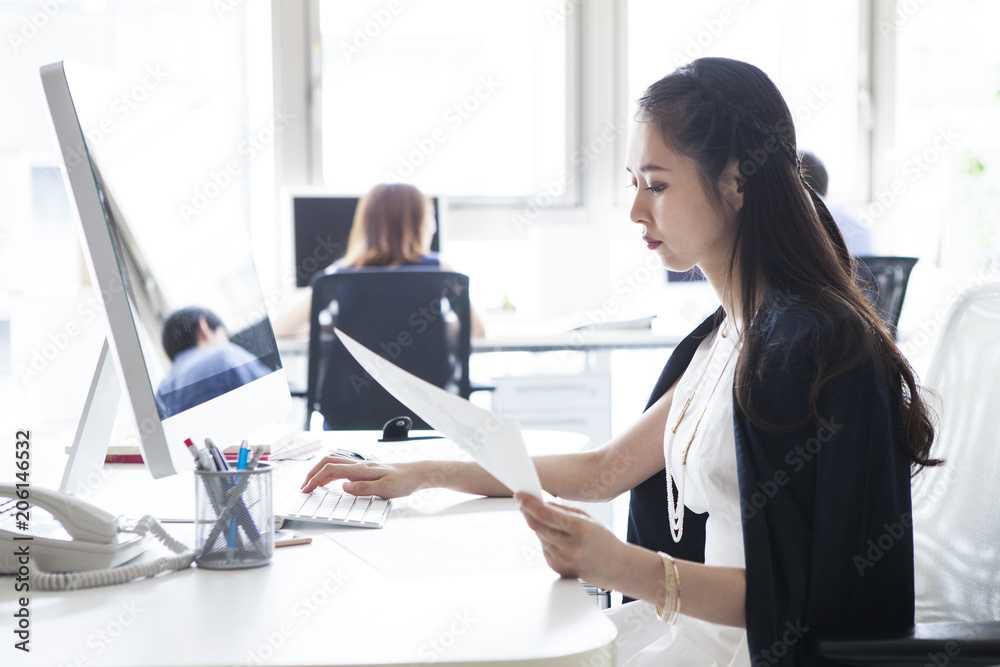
[643,235,662,250]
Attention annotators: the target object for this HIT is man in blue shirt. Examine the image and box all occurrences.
[800,151,874,257]
[156,307,271,418]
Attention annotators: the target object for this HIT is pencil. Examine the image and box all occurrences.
[275,536,313,548]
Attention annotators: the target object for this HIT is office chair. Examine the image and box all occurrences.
[305,269,471,430]
[809,279,1000,665]
[855,256,919,339]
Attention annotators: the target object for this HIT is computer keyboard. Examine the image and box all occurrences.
[277,487,391,528]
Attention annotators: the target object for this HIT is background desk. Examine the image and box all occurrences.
[276,328,683,532]
[276,327,683,445]
[1,431,617,667]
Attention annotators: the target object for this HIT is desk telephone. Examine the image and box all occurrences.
[0,483,193,590]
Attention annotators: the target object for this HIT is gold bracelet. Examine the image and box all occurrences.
[654,551,681,624]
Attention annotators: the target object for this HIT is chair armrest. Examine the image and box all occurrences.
[808,621,1000,666]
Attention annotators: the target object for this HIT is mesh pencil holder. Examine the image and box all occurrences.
[194,463,274,570]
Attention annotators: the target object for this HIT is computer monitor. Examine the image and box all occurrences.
[40,61,291,481]
[291,194,441,287]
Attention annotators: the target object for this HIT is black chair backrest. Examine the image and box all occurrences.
[855,256,918,339]
[306,269,471,430]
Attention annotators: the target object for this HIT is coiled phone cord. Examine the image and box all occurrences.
[30,516,193,591]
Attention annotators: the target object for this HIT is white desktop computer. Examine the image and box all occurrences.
[40,60,291,484]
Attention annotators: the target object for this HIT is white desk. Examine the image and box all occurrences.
[471,329,683,354]
[275,328,683,369]
[1,431,617,667]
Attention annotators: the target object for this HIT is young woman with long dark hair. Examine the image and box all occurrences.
[301,58,937,666]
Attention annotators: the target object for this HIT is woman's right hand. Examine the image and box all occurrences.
[300,455,427,499]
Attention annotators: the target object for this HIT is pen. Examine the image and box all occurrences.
[227,441,250,549]
[206,437,229,471]
[236,440,250,471]
[184,438,214,471]
[248,446,265,470]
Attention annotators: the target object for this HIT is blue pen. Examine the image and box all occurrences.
[227,441,251,549]
[236,442,250,470]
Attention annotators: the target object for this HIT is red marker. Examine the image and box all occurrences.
[184,438,212,470]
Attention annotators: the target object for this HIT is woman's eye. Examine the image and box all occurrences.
[625,182,638,192]
[646,184,667,194]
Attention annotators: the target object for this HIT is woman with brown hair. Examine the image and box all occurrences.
[273,182,484,337]
[336,182,439,269]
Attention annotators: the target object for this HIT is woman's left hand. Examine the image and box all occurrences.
[515,492,623,586]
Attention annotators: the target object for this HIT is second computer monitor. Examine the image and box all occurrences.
[292,195,441,287]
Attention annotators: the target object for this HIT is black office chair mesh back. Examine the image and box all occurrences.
[855,256,918,339]
[306,269,471,430]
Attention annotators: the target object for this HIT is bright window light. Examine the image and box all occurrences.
[627,0,862,202]
[319,0,568,198]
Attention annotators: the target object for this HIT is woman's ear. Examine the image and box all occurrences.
[719,159,744,213]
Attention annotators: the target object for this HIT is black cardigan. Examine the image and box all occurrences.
[626,307,915,666]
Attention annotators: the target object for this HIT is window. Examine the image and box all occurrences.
[627,0,864,202]
[319,0,570,199]
[887,0,1000,271]
[0,0,272,296]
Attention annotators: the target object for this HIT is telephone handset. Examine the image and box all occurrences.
[0,483,193,589]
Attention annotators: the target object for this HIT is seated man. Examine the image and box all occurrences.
[156,306,271,417]
[800,150,874,256]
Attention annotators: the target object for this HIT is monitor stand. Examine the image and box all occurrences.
[60,338,121,497]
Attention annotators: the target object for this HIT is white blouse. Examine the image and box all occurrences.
[606,328,751,667]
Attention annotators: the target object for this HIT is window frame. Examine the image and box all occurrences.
[283,0,586,209]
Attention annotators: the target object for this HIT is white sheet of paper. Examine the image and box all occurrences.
[334,328,543,498]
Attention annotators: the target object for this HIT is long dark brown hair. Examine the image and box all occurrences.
[341,183,432,268]
[637,57,938,468]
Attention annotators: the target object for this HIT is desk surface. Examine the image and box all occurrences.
[276,327,683,356]
[1,431,617,667]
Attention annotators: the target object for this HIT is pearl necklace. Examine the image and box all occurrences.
[665,327,739,543]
